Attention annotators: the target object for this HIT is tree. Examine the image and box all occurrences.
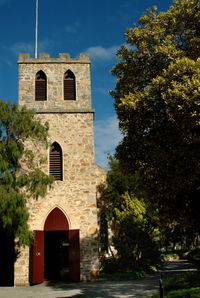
[0,100,53,246]
[98,157,161,272]
[111,0,200,236]
[112,192,160,271]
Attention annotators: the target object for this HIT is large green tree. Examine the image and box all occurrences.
[98,157,161,271]
[111,0,200,231]
[0,100,53,246]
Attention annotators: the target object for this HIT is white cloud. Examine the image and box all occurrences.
[94,115,122,169]
[9,39,54,56]
[65,22,80,33]
[85,45,119,61]
[9,42,34,55]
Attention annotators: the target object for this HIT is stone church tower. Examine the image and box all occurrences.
[15,53,105,286]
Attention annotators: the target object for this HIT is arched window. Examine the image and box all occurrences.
[64,70,76,100]
[49,142,63,181]
[35,70,47,101]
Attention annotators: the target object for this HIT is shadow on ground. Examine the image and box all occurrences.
[45,275,159,298]
[0,260,196,298]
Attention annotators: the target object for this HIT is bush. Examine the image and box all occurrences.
[161,253,179,261]
[164,272,200,290]
[152,272,200,298]
[187,247,200,267]
[152,287,200,298]
[101,257,121,274]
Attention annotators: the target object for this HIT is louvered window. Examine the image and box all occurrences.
[35,70,47,101]
[49,142,63,181]
[64,70,76,100]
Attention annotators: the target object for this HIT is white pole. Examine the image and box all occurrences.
[35,0,38,58]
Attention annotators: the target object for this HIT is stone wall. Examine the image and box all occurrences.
[14,246,29,286]
[15,53,106,286]
[18,53,92,111]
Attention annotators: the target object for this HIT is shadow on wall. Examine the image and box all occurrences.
[0,230,99,286]
[0,230,16,286]
[79,233,100,281]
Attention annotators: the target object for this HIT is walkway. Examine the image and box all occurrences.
[0,277,159,298]
[0,260,196,298]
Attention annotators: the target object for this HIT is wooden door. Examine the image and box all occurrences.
[68,229,80,282]
[32,230,44,284]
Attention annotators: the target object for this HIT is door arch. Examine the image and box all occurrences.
[44,207,69,231]
[44,208,70,280]
[32,207,80,283]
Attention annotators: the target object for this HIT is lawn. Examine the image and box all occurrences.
[152,271,200,298]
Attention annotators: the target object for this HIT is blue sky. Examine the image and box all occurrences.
[0,0,172,168]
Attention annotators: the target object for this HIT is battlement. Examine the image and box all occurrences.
[18,51,92,110]
[18,53,90,64]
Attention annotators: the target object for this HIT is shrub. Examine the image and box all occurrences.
[164,271,200,290]
[152,272,200,298]
[152,287,200,298]
[101,257,120,274]
[187,247,200,267]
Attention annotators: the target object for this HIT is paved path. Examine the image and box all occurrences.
[0,260,196,298]
[0,276,159,298]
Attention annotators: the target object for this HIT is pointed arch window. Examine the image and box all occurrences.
[35,70,47,101]
[64,70,76,100]
[49,142,63,181]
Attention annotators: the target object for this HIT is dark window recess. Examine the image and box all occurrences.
[35,70,47,101]
[50,142,63,181]
[64,70,76,100]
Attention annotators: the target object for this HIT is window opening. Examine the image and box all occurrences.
[64,70,76,100]
[35,70,47,101]
[49,142,63,180]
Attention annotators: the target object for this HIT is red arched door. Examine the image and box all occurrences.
[32,208,80,284]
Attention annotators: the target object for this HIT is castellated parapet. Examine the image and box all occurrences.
[18,52,90,62]
[18,53,92,112]
[15,53,106,286]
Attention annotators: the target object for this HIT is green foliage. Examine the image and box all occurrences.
[113,192,161,270]
[153,271,200,298]
[0,100,53,245]
[187,247,200,266]
[98,157,161,271]
[101,256,120,274]
[111,0,200,237]
[98,156,143,216]
[152,288,200,298]
[164,271,200,290]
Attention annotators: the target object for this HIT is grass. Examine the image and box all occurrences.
[152,271,200,298]
[152,287,200,297]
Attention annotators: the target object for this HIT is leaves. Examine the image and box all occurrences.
[0,100,53,245]
[98,157,161,270]
[111,0,200,237]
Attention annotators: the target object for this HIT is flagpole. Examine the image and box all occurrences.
[35,0,38,58]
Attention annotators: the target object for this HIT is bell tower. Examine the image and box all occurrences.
[18,52,93,112]
[16,53,105,286]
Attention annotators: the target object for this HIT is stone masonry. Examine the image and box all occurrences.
[15,53,106,286]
